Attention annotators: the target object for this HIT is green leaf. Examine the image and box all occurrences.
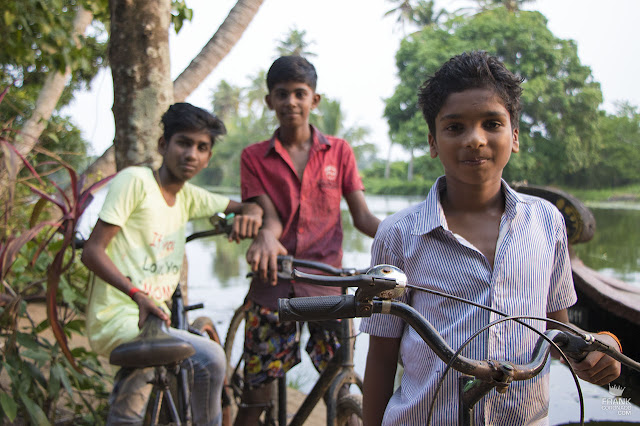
[0,392,18,421]
[19,391,51,426]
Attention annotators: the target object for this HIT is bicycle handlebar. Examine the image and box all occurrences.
[279,293,640,384]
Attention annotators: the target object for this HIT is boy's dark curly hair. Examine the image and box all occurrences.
[266,55,317,92]
[161,103,226,146]
[417,51,524,136]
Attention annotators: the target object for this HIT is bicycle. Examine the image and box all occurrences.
[278,265,640,426]
[223,255,368,425]
[108,212,233,425]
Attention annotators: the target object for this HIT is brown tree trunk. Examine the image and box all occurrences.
[81,0,266,178]
[173,0,265,102]
[109,0,173,170]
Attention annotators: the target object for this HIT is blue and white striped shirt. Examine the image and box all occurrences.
[360,177,577,425]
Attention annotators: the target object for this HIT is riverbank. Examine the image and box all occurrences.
[204,182,640,204]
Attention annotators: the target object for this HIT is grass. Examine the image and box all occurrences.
[561,184,640,203]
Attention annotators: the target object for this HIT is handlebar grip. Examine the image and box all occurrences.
[554,331,591,362]
[278,295,356,322]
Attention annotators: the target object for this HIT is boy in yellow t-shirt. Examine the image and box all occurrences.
[82,103,263,425]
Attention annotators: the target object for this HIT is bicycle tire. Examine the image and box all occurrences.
[336,393,364,426]
[192,316,223,344]
[192,316,231,426]
[223,303,250,421]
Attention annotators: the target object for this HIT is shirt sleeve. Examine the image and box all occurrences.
[240,147,266,202]
[183,183,230,220]
[339,140,365,195]
[547,210,578,313]
[98,168,143,228]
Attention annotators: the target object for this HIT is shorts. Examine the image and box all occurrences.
[243,300,341,388]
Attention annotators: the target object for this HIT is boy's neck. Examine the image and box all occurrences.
[278,124,312,147]
[441,178,504,213]
[155,166,185,198]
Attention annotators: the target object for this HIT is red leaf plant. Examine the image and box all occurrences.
[1,133,114,371]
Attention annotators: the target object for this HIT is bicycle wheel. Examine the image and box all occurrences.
[192,316,223,344]
[223,303,250,421]
[191,316,231,426]
[336,393,363,426]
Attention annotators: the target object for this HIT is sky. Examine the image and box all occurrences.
[64,0,640,158]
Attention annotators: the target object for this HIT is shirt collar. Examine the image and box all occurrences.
[413,176,527,235]
[265,125,330,157]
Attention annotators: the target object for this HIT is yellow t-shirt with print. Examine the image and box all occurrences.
[86,166,229,356]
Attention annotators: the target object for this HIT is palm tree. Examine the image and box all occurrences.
[275,27,316,58]
[384,0,447,32]
[475,0,535,12]
[212,81,242,120]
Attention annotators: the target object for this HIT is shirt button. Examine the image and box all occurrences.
[298,228,304,234]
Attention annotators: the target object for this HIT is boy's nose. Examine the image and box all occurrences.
[184,145,197,159]
[466,127,488,149]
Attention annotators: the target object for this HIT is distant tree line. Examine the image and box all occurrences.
[373,1,640,189]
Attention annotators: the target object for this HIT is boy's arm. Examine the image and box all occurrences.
[224,200,263,243]
[81,220,169,328]
[245,194,287,286]
[344,190,380,238]
[363,335,400,426]
[547,309,621,385]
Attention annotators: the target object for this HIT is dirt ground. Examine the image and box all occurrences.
[21,302,326,425]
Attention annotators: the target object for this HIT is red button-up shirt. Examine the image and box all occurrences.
[240,126,365,308]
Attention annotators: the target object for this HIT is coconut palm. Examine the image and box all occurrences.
[275,27,316,58]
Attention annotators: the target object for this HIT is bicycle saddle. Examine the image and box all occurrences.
[109,315,196,368]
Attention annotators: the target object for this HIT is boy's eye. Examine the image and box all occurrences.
[444,123,462,132]
[198,143,210,152]
[484,121,502,129]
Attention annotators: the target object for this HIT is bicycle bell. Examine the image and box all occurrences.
[366,264,407,300]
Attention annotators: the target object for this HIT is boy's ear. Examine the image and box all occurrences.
[428,134,439,158]
[512,128,520,153]
[158,136,167,155]
[311,93,321,109]
[265,94,273,110]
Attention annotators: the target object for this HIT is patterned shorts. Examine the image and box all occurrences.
[243,300,341,388]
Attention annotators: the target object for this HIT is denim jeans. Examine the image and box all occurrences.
[106,327,225,425]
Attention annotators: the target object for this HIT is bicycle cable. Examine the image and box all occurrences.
[426,314,585,426]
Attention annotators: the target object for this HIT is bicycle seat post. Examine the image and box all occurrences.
[149,364,182,425]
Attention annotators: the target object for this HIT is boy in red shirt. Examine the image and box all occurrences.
[237,55,380,423]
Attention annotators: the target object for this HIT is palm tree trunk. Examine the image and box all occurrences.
[173,0,265,102]
[384,141,393,179]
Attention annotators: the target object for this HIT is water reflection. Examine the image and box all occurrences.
[572,206,640,285]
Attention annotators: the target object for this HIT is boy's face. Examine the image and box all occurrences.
[428,88,519,187]
[265,81,320,129]
[158,130,213,182]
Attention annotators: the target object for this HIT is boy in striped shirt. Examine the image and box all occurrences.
[360,51,621,425]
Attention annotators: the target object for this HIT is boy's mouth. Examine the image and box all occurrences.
[462,157,488,165]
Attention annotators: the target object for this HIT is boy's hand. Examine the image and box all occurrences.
[246,229,287,286]
[133,292,170,329]
[567,333,621,386]
[229,203,263,243]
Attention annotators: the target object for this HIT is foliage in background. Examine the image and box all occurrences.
[383,7,608,186]
[0,107,111,423]
[0,0,109,174]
